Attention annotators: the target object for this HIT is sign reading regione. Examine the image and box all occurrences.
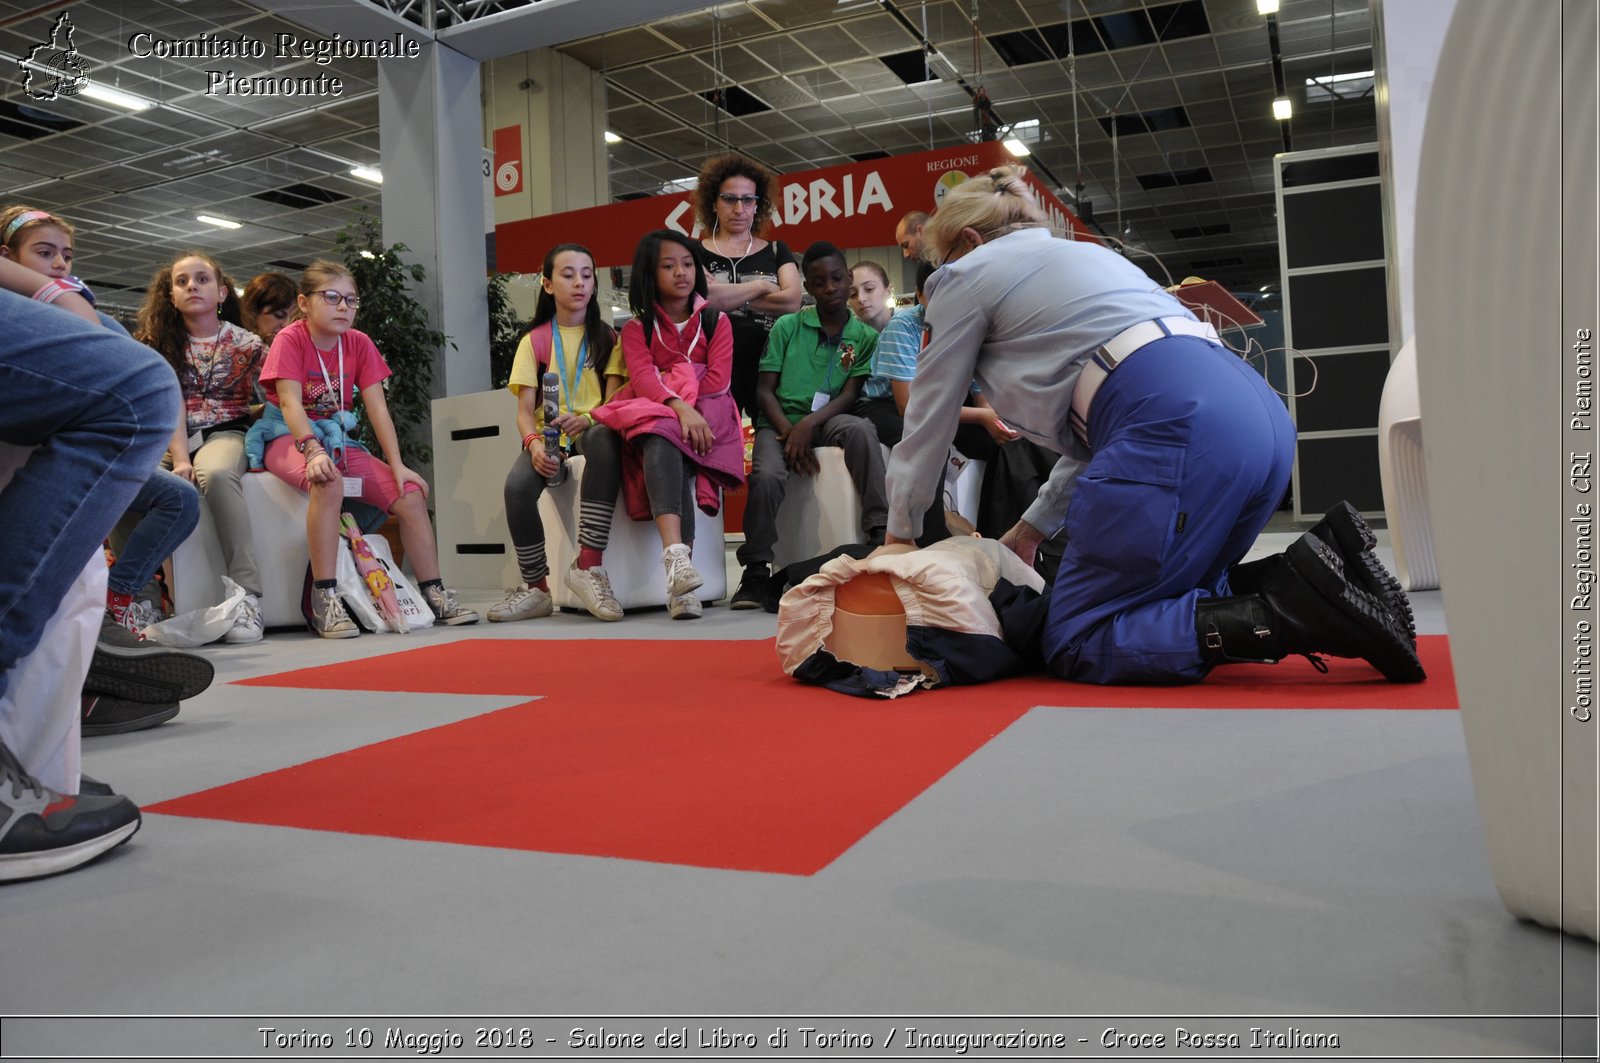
[492,125,523,197]
[496,141,1097,271]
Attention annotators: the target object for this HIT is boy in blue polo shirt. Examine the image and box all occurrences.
[731,241,888,608]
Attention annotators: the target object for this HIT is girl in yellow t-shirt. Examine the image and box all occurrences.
[492,243,630,622]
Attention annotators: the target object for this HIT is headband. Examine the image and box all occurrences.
[2,210,55,244]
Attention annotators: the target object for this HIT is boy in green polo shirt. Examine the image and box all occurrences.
[731,241,888,609]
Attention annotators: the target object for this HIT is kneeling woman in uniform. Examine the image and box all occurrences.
[882,166,1421,685]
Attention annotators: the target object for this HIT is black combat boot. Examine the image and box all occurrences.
[1199,533,1425,683]
[1228,501,1415,645]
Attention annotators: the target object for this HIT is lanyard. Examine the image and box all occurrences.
[550,326,585,413]
[311,336,345,415]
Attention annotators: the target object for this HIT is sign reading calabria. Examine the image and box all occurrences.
[125,31,421,97]
[495,141,1097,271]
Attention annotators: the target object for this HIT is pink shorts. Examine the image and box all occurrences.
[262,436,423,513]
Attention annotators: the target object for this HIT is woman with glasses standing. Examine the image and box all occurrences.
[259,260,478,637]
[694,153,803,419]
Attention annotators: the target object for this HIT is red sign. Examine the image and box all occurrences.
[496,141,1098,271]
[492,125,523,197]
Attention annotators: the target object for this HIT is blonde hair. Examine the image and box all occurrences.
[0,205,74,256]
[921,165,1046,264]
[299,258,354,298]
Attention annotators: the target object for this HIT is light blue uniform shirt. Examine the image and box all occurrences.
[885,227,1193,540]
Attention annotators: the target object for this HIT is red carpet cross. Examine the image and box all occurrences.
[149,637,1455,876]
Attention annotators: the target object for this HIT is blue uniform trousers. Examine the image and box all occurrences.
[1041,336,1296,684]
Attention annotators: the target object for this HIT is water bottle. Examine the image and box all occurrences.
[542,371,564,486]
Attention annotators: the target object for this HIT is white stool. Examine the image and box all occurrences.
[171,473,311,629]
[541,454,727,611]
[1377,338,1437,590]
[946,454,986,525]
[771,447,866,570]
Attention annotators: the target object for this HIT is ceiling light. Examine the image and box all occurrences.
[1256,0,1279,12]
[79,82,155,112]
[197,214,240,230]
[349,166,383,184]
[1002,137,1031,157]
[604,130,622,144]
[1272,97,1292,121]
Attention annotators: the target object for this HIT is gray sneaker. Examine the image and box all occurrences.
[563,563,623,622]
[662,543,703,598]
[223,593,265,644]
[667,591,702,620]
[488,583,553,623]
[0,740,141,882]
[423,584,480,626]
[309,587,360,639]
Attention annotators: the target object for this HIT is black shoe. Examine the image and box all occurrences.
[730,566,770,610]
[0,741,140,883]
[85,640,213,705]
[761,567,789,614]
[1198,533,1425,683]
[865,526,887,548]
[81,693,181,737]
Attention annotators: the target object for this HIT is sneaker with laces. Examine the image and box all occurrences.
[81,693,180,737]
[729,565,770,610]
[667,591,703,620]
[662,543,703,598]
[488,583,553,623]
[105,593,157,638]
[222,593,265,644]
[422,583,480,626]
[563,563,624,621]
[0,740,141,883]
[309,587,360,639]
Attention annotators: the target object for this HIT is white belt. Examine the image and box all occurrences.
[1069,316,1219,444]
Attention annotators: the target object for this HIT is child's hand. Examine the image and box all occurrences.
[530,446,560,479]
[392,463,431,500]
[981,407,1022,443]
[676,406,713,455]
[305,452,338,484]
[551,412,588,437]
[781,418,819,476]
[171,459,195,482]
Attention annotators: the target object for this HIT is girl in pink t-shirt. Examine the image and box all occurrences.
[259,259,477,637]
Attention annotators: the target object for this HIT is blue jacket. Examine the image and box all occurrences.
[245,404,363,470]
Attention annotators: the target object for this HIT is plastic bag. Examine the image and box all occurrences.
[335,532,432,633]
[143,576,247,647]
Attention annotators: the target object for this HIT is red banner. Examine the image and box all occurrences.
[492,125,523,197]
[495,141,1098,271]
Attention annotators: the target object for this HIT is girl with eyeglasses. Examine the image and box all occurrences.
[693,153,802,419]
[135,249,269,643]
[258,260,478,637]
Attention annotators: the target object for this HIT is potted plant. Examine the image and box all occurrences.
[487,271,529,391]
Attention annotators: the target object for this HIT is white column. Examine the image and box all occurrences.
[379,41,491,399]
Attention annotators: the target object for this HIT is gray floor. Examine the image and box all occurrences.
[3,534,1596,1061]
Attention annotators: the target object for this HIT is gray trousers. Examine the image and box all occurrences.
[503,423,623,583]
[736,413,887,569]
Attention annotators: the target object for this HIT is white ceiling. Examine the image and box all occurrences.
[0,0,1377,311]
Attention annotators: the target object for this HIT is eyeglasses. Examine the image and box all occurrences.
[315,291,360,308]
[717,193,760,207]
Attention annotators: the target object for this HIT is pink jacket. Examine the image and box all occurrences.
[592,298,745,520]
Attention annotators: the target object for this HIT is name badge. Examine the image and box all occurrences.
[811,390,831,413]
[187,429,204,453]
[342,476,364,498]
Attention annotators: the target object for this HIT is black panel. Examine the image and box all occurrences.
[1280,152,1379,187]
[449,425,500,441]
[1297,436,1384,513]
[455,544,506,555]
[1282,184,1384,268]
[1290,349,1393,432]
[1287,268,1389,349]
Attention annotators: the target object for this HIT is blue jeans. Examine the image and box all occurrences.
[110,468,200,596]
[0,291,180,702]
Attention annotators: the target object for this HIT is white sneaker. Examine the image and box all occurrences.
[563,563,623,622]
[662,543,703,598]
[667,592,702,620]
[488,583,553,623]
[223,593,265,644]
